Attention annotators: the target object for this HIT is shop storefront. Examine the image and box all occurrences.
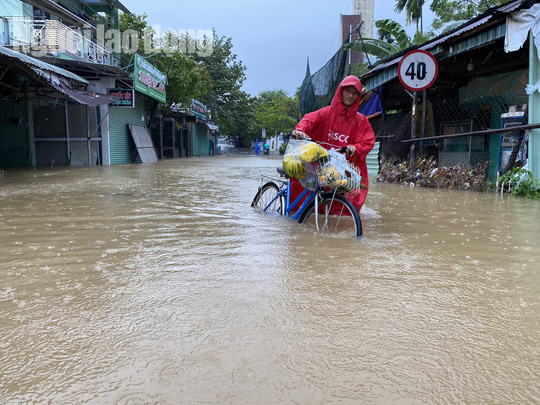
[0,45,116,167]
[106,54,166,165]
[107,92,146,164]
[190,99,215,156]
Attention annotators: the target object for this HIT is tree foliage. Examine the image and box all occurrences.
[115,14,299,148]
[376,19,413,48]
[117,13,211,111]
[430,0,508,31]
[254,89,300,139]
[218,92,258,146]
[348,0,508,66]
[193,30,247,102]
[151,53,212,111]
[498,168,540,199]
[395,0,426,34]
[192,29,253,137]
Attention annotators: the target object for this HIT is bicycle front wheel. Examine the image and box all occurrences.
[251,182,285,215]
[298,192,362,238]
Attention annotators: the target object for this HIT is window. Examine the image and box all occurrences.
[440,120,473,152]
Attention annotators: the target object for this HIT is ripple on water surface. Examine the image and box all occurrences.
[1,157,539,404]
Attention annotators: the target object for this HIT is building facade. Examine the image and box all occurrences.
[0,0,179,167]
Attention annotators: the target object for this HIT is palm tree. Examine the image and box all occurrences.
[375,19,413,50]
[395,0,425,35]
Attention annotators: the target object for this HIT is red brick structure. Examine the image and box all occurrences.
[340,14,363,65]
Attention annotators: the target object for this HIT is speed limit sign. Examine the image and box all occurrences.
[398,50,438,91]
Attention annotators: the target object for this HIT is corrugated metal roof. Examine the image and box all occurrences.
[363,0,525,91]
[1,45,119,106]
[0,45,88,84]
[48,79,119,106]
[199,120,220,131]
[435,23,506,59]
[422,15,494,52]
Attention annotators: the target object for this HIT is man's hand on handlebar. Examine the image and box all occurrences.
[339,145,356,156]
[291,130,308,140]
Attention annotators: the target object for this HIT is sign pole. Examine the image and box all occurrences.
[421,89,427,138]
[86,105,91,167]
[410,91,417,169]
[421,88,427,155]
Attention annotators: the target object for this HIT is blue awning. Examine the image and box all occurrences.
[199,119,219,132]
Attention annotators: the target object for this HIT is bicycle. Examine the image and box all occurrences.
[251,143,363,238]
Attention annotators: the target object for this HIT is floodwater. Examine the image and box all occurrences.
[1,154,539,405]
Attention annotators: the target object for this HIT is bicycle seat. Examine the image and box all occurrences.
[277,167,289,178]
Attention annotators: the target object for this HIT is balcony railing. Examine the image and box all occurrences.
[1,17,119,67]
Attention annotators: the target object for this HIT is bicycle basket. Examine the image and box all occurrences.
[316,149,365,196]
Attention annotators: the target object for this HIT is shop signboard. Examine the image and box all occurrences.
[191,99,207,120]
[108,89,135,107]
[134,54,167,103]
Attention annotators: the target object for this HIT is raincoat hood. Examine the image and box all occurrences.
[330,75,363,112]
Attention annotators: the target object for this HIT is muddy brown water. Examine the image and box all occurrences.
[1,155,539,404]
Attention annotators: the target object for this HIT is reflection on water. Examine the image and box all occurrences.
[1,156,539,404]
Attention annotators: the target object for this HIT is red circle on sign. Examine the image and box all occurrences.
[398,50,438,92]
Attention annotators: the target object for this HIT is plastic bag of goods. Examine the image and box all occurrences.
[282,139,328,180]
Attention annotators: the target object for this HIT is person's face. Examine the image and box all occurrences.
[341,86,360,107]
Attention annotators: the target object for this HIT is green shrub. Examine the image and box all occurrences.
[498,168,540,199]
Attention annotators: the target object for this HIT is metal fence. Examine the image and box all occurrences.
[372,83,529,188]
[374,86,528,161]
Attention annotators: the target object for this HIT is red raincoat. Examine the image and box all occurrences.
[290,75,375,212]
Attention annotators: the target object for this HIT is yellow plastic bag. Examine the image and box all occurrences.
[282,140,329,180]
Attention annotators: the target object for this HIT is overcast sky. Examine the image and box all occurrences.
[126,0,435,97]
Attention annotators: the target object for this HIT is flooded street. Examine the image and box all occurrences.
[1,155,540,404]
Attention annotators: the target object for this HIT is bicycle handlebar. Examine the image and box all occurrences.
[292,137,349,153]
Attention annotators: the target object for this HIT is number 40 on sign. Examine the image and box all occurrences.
[398,50,438,92]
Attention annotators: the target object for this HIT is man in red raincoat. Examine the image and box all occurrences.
[290,75,375,212]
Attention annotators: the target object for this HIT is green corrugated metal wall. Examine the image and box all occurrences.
[108,94,145,165]
[367,141,380,175]
[192,123,209,156]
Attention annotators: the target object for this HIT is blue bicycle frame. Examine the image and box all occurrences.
[286,182,316,220]
[258,175,317,220]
